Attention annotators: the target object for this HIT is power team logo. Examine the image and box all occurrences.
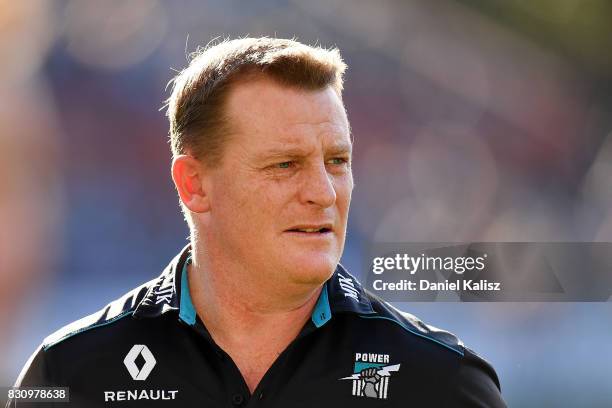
[124,345,157,381]
[339,353,400,399]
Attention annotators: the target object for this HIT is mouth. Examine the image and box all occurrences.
[285,224,334,235]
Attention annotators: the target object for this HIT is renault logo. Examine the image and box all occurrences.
[124,345,156,381]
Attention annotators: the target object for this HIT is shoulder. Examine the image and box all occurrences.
[329,266,468,358]
[354,289,503,398]
[41,278,154,351]
[330,281,505,405]
[12,278,160,389]
[13,250,189,390]
[327,265,502,394]
[363,291,466,356]
[40,247,187,352]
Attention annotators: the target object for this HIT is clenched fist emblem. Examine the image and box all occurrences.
[359,368,381,398]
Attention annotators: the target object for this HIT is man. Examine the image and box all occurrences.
[8,38,506,407]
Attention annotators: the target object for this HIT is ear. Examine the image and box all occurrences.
[171,155,211,214]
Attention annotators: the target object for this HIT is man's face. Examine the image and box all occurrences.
[204,77,353,288]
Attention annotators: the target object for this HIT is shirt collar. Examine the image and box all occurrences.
[132,245,190,319]
[325,263,375,317]
[133,246,375,326]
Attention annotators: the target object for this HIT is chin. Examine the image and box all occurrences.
[285,253,339,285]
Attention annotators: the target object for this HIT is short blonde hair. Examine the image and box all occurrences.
[165,37,347,166]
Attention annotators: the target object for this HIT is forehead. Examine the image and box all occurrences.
[224,78,350,152]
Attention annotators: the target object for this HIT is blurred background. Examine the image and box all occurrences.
[1,0,611,406]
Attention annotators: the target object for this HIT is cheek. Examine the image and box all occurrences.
[211,178,254,230]
[334,175,353,214]
[228,179,292,228]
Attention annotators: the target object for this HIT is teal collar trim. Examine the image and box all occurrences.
[179,256,197,325]
[311,284,332,328]
[180,254,331,329]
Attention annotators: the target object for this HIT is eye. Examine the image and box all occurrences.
[276,161,294,169]
[327,157,349,166]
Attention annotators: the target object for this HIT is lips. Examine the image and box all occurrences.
[285,224,333,234]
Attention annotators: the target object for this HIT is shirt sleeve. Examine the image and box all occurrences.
[5,344,58,408]
[442,349,507,408]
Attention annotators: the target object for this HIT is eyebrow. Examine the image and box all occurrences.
[258,143,353,160]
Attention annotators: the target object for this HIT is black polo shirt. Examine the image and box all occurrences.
[8,246,506,407]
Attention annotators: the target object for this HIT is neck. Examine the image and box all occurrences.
[187,257,321,342]
[186,244,323,393]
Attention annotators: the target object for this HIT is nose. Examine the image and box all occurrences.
[298,162,336,208]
